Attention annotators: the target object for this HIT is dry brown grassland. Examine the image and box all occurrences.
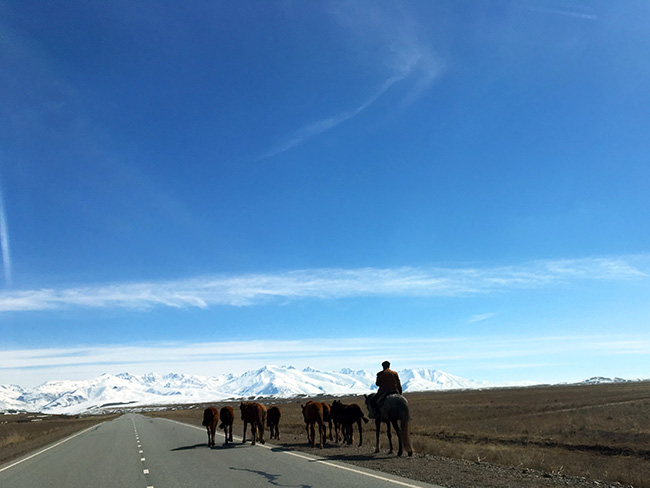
[147,382,650,487]
[0,413,118,465]
[1,382,648,487]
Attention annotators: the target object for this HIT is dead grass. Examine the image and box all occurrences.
[0,413,118,465]
[147,382,650,487]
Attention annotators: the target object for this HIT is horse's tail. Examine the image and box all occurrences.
[361,415,369,424]
[400,407,414,457]
[202,409,212,426]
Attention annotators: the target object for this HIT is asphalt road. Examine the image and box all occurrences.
[0,413,443,488]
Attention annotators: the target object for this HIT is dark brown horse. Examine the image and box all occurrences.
[219,405,234,444]
[365,393,413,456]
[267,406,281,440]
[330,400,368,446]
[240,402,266,445]
[301,401,326,448]
[202,406,219,447]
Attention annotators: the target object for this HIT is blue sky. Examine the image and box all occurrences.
[1,1,649,387]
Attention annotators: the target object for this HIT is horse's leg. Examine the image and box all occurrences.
[257,422,266,444]
[391,418,402,456]
[242,421,248,444]
[374,418,381,453]
[310,423,316,447]
[318,422,324,448]
[357,419,363,447]
[386,420,394,454]
[229,422,233,442]
[206,426,210,447]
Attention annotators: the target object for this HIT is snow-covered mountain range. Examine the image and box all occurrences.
[0,366,488,415]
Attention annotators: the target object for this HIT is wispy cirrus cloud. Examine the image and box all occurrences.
[263,3,443,158]
[0,256,646,313]
[526,5,598,21]
[263,75,404,158]
[467,312,497,324]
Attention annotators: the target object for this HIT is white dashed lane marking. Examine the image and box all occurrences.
[131,417,154,487]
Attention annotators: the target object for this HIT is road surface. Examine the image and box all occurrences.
[1,413,443,488]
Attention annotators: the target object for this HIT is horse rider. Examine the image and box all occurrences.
[369,360,402,417]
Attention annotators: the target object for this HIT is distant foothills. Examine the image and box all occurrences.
[0,366,636,416]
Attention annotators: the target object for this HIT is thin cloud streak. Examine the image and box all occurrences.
[0,183,11,287]
[467,313,497,324]
[262,75,403,158]
[0,256,647,313]
[527,6,598,21]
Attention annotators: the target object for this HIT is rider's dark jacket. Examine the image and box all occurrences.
[375,368,403,396]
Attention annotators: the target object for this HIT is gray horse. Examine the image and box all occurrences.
[365,393,414,457]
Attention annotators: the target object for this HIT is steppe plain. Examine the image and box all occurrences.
[2,382,649,488]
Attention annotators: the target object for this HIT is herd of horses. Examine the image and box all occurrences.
[201,393,413,457]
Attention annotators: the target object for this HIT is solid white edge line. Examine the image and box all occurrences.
[0,423,101,473]
[157,417,435,488]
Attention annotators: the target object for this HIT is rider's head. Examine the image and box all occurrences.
[382,360,390,369]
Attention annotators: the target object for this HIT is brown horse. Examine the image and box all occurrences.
[365,393,413,456]
[240,402,266,445]
[267,406,281,440]
[301,401,326,448]
[219,406,234,444]
[322,402,334,441]
[330,400,368,446]
[202,406,219,447]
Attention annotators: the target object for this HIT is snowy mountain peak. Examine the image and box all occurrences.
[1,366,489,415]
[581,376,630,385]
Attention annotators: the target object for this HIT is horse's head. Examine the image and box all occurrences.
[364,394,380,419]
